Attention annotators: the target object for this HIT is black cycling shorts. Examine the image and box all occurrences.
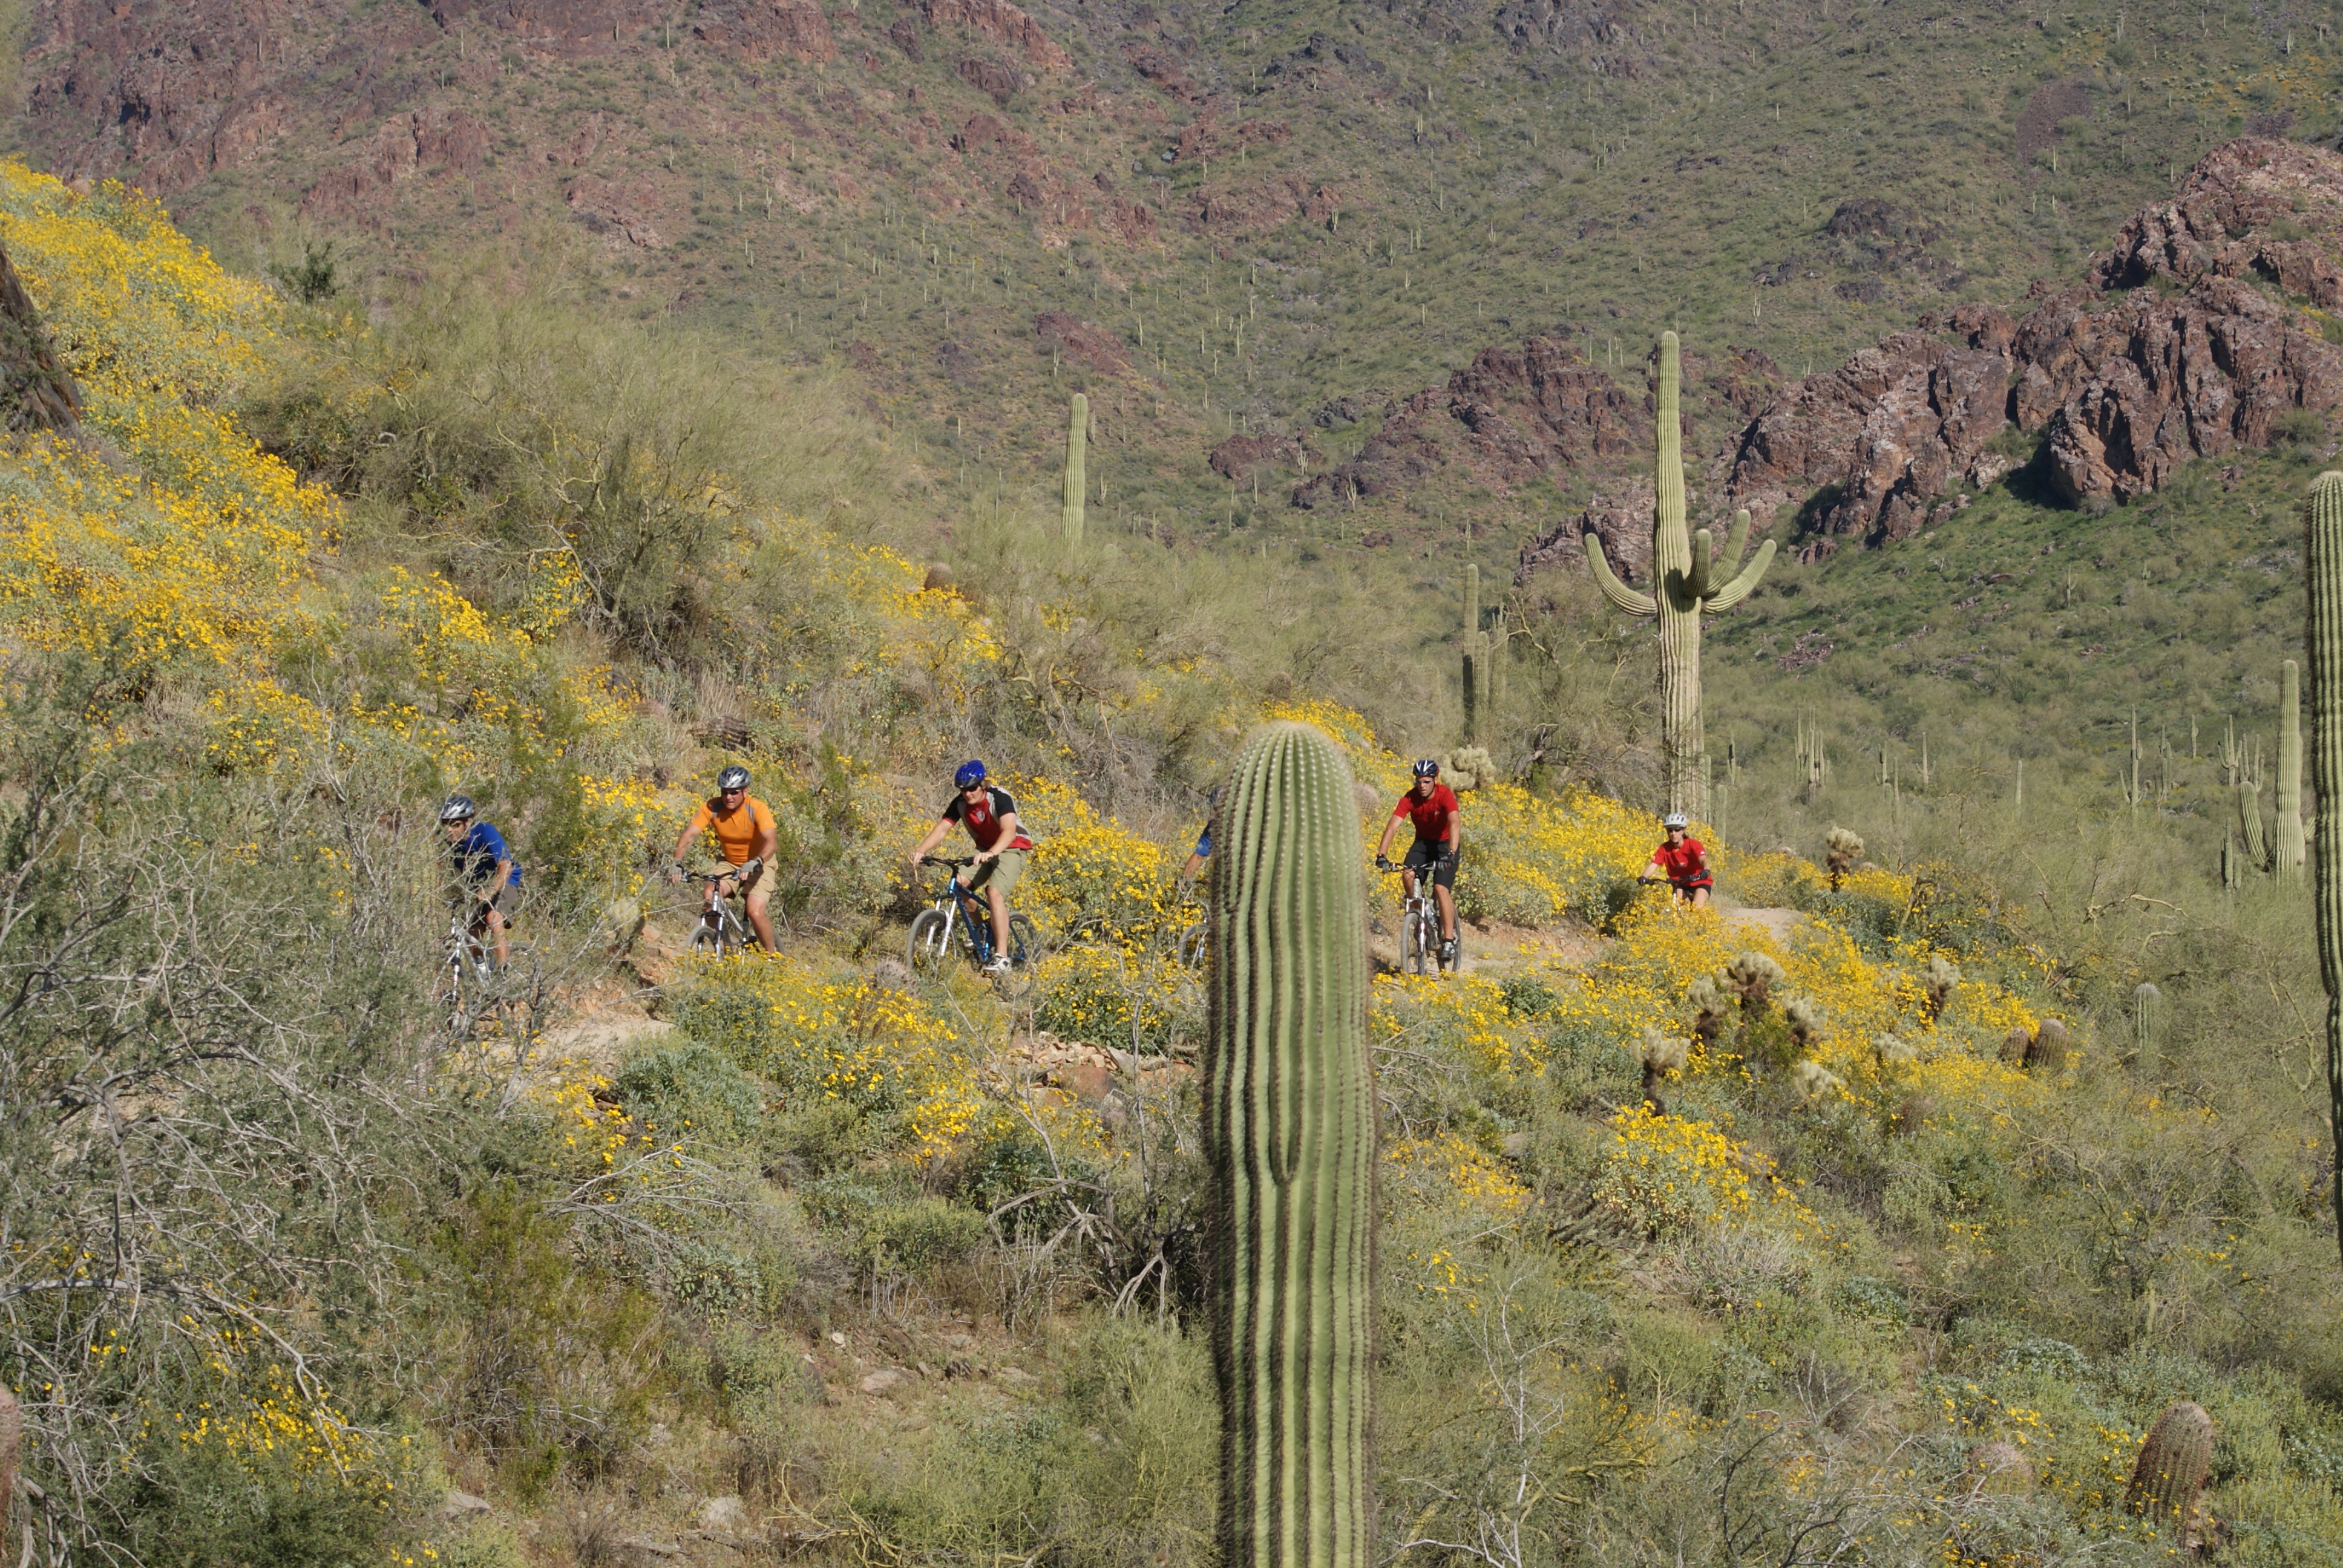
[1403,840,1457,890]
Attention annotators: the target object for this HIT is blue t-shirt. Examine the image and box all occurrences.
[452,822,522,887]
[1191,825,1212,860]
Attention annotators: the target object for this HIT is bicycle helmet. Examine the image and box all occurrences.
[439,793,477,823]
[1662,811,1691,831]
[955,759,988,789]
[1411,759,1441,779]
[716,765,751,792]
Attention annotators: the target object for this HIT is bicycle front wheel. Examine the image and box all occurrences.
[1177,920,1208,968]
[1407,911,1433,976]
[908,909,952,979]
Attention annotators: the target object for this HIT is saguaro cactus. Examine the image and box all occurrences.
[1460,563,1489,741]
[2280,658,2307,882]
[1204,721,1377,1568]
[1062,392,1088,544]
[2304,470,2343,1265]
[1585,332,1777,814]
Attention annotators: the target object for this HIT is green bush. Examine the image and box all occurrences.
[614,1036,764,1148]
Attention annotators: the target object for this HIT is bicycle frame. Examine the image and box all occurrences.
[925,860,1002,962]
[689,868,757,954]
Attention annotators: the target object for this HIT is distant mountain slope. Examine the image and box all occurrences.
[16,0,2342,560]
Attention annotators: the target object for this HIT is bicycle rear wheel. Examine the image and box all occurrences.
[908,909,952,979]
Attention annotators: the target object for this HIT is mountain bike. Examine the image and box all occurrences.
[686,865,761,958]
[442,904,496,1031]
[909,855,1039,999]
[1173,877,1208,968]
[1380,857,1463,976]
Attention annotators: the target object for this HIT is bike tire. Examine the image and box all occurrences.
[1178,920,1208,969]
[908,909,952,979]
[1443,932,1466,976]
[1406,912,1430,976]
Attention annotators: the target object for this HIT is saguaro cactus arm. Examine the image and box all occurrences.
[1584,534,1657,617]
[1703,536,1779,614]
[2305,470,2343,1267]
[1205,721,1377,1568]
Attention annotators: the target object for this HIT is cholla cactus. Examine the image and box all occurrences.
[1782,995,1823,1050]
[1685,974,1732,1045]
[1725,951,1786,1010]
[1639,1028,1689,1116]
[1875,1033,1916,1071]
[1444,744,1496,791]
[2125,1401,2214,1531]
[1790,1059,1843,1104]
[1964,1440,2036,1497]
[2026,1018,2070,1072]
[1922,955,1960,1021]
[1823,826,1864,890]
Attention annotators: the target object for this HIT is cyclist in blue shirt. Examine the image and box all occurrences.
[1179,786,1222,881]
[441,794,520,969]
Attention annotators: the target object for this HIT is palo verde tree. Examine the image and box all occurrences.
[1585,332,1776,815]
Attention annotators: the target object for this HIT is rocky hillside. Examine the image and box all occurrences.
[15,0,2341,560]
[1513,137,2343,590]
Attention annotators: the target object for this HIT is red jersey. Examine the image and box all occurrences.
[1391,783,1461,844]
[941,785,1034,852]
[1652,837,1712,887]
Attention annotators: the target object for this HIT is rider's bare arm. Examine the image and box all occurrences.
[911,817,954,864]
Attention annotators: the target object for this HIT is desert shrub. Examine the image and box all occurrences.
[1033,944,1199,1054]
[614,1036,764,1147]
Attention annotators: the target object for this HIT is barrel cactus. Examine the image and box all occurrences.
[2306,470,2343,1264]
[2025,1018,2069,1072]
[1584,332,1777,814]
[1202,720,1377,1568]
[2124,1400,2214,1530]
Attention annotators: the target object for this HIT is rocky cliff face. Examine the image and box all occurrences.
[1512,137,2343,589]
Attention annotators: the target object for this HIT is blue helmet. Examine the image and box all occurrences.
[1412,759,1441,779]
[955,759,988,789]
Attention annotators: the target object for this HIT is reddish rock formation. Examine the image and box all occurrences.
[957,57,1029,104]
[1174,114,1292,164]
[1513,481,1657,595]
[692,0,837,63]
[1190,176,1340,233]
[301,107,489,218]
[921,0,1071,70]
[1208,428,1317,484]
[1726,309,2017,543]
[1294,334,1644,509]
[2089,137,2343,304]
[1035,312,1133,376]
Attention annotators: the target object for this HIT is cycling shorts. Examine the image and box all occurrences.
[1403,839,1457,890]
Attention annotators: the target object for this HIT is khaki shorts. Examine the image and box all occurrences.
[719,858,770,900]
[964,849,1027,899]
[461,882,520,920]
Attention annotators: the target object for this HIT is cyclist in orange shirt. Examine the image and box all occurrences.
[667,765,780,950]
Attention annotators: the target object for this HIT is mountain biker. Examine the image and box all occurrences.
[910,760,1033,975]
[441,794,520,970]
[1374,759,1462,967]
[667,765,779,951]
[1179,785,1222,881]
[1639,811,1714,907]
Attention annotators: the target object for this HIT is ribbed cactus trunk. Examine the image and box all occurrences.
[1204,721,1377,1568]
[1062,393,1087,544]
[1461,563,1484,742]
[2305,471,2343,1266]
[1584,333,1776,817]
[2280,658,2307,881]
[1649,337,1702,811]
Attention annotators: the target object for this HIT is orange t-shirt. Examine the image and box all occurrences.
[687,795,777,866]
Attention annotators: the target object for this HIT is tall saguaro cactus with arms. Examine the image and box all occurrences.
[2305,471,2343,1265]
[1204,720,1378,1568]
[1585,332,1777,814]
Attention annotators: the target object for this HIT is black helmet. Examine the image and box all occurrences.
[717,765,751,792]
[1412,759,1441,779]
[439,793,477,823]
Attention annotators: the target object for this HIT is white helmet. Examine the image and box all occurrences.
[1662,811,1691,831]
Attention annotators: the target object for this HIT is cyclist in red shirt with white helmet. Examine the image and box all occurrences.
[1374,759,1463,966]
[1640,811,1714,907]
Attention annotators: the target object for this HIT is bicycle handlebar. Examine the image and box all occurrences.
[917,854,977,870]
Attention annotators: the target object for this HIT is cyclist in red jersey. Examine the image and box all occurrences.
[1374,759,1463,965]
[1639,811,1714,907]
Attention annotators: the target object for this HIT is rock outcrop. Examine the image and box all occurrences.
[1208,429,1317,485]
[1513,480,1656,593]
[692,0,837,63]
[1034,312,1132,377]
[1294,333,1645,508]
[1722,138,2343,533]
[920,0,1072,70]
